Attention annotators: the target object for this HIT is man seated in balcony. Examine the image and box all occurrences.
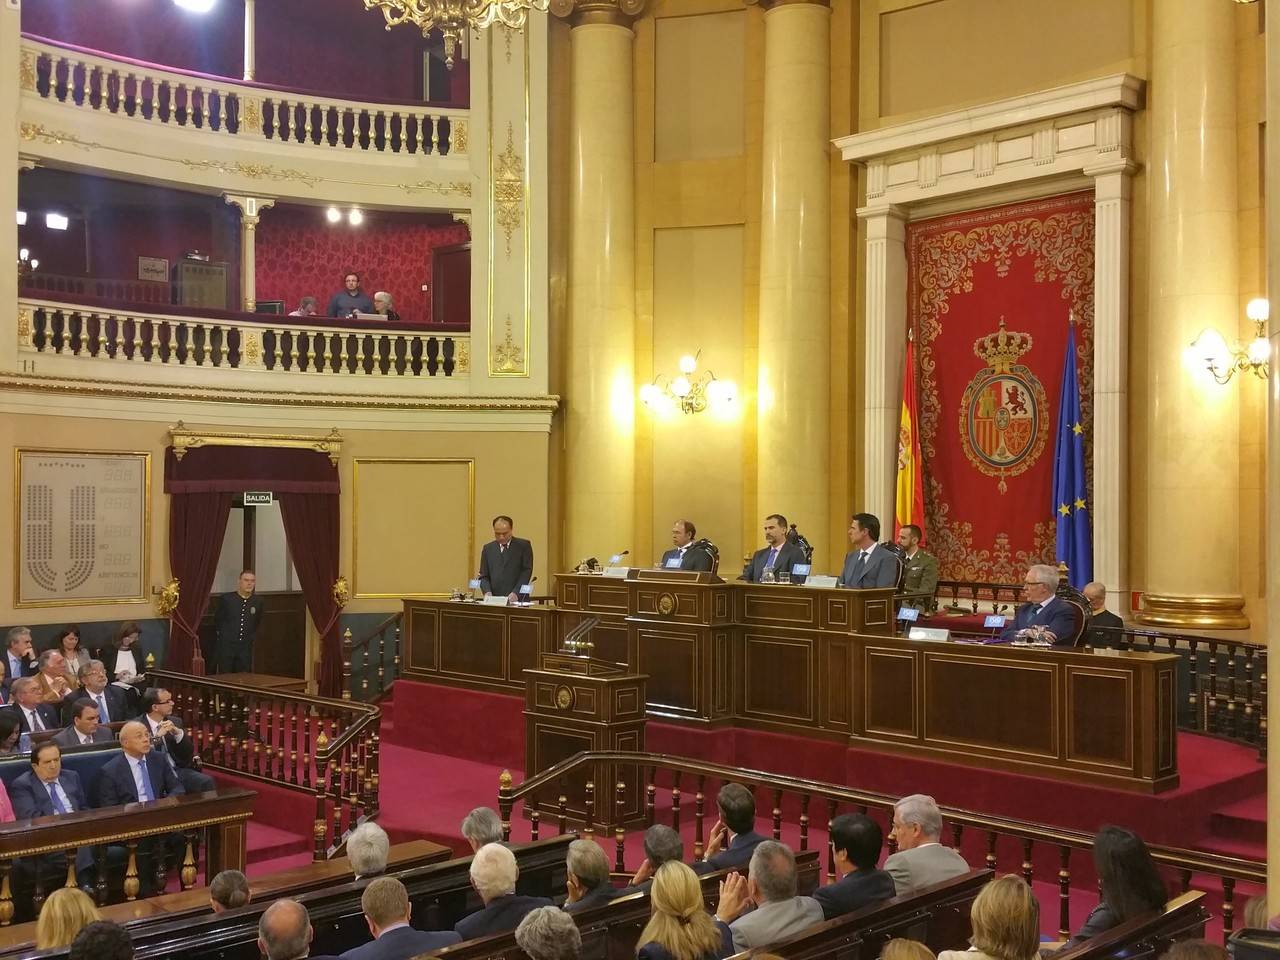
[140,687,215,793]
[10,742,96,888]
[813,813,895,919]
[713,840,823,952]
[694,782,767,875]
[7,677,61,735]
[373,291,400,322]
[328,271,375,318]
[53,698,114,747]
[289,297,319,318]
[455,843,553,939]
[95,721,184,806]
[68,660,129,725]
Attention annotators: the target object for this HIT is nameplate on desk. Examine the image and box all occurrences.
[482,596,510,606]
[805,574,838,589]
[983,614,1007,629]
[664,558,683,569]
[468,578,482,590]
[908,626,950,642]
[897,607,920,622]
[602,566,632,578]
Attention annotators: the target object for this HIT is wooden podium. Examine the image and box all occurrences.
[523,653,647,828]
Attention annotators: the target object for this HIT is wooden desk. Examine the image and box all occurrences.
[401,599,556,694]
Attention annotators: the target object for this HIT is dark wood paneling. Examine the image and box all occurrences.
[923,653,1058,758]
[440,610,505,678]
[406,606,439,672]
[1067,668,1132,767]
[637,629,699,714]
[741,634,812,723]
[863,647,917,739]
[507,614,545,681]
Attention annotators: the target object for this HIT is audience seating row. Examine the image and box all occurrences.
[1054,892,1209,960]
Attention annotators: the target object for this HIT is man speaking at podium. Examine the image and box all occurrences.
[659,520,713,572]
[479,516,534,602]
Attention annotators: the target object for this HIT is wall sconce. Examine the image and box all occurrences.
[1190,298,1270,384]
[17,247,39,279]
[639,351,737,415]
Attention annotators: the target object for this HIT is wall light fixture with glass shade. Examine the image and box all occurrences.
[1190,298,1271,385]
[639,351,737,415]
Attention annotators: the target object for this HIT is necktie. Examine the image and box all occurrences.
[135,761,153,801]
[29,709,43,732]
[96,694,109,723]
[500,543,507,554]
[766,548,778,569]
[48,783,67,814]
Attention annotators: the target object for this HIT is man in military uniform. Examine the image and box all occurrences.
[213,570,264,674]
[895,524,939,611]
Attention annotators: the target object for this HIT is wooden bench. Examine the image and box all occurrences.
[1053,891,1209,960]
[425,849,825,960]
[0,839,451,957]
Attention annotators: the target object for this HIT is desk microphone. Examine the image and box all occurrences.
[607,549,630,565]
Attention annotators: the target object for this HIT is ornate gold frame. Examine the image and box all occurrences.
[169,422,344,465]
[351,458,476,599]
[13,448,152,609]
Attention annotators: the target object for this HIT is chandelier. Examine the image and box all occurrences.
[363,0,550,69]
[639,351,737,416]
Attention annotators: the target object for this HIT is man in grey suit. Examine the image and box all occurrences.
[659,519,714,572]
[714,840,823,952]
[884,794,969,895]
[742,514,807,583]
[478,515,534,601]
[837,513,899,589]
[53,699,115,748]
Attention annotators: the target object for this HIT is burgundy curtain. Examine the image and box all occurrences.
[278,492,341,698]
[167,491,234,671]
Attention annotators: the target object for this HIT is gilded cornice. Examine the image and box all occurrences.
[745,0,830,8]
[549,0,647,28]
[0,373,561,413]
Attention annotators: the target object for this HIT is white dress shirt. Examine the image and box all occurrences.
[129,755,152,801]
[43,778,74,812]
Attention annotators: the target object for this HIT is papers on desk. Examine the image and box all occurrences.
[481,595,510,606]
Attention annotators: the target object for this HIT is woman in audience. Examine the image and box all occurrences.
[100,622,145,682]
[938,875,1039,960]
[0,712,22,756]
[882,940,937,960]
[1243,892,1280,931]
[36,888,101,950]
[53,626,91,677]
[210,869,252,913]
[636,861,733,960]
[1062,826,1166,949]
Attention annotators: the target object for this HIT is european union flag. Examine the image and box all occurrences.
[1053,325,1092,588]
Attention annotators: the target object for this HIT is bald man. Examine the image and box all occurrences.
[94,720,185,807]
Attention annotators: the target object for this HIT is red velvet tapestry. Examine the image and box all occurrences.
[907,192,1094,582]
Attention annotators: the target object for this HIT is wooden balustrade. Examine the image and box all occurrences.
[498,750,1262,943]
[22,38,467,157]
[341,613,403,702]
[0,788,253,923]
[21,273,170,306]
[19,299,467,379]
[150,670,379,860]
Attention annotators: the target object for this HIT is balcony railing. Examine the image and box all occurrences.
[21,36,468,158]
[18,296,470,381]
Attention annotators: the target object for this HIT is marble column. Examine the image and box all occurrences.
[755,0,831,545]
[243,0,257,82]
[1264,0,1280,914]
[223,194,274,312]
[557,0,644,565]
[1,4,20,374]
[1140,0,1245,628]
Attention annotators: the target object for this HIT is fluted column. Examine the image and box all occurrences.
[243,0,256,82]
[1264,0,1280,914]
[557,0,644,564]
[755,0,831,543]
[223,194,274,312]
[1140,0,1245,627]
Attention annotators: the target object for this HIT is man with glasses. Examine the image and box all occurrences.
[999,563,1077,645]
[141,688,214,793]
[67,660,130,725]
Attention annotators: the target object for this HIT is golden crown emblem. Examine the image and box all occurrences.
[972,317,1034,373]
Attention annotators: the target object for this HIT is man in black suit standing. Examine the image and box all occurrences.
[478,516,534,602]
[813,813,896,920]
[95,721,185,807]
[141,688,215,793]
[742,515,807,583]
[213,570,264,674]
[659,520,714,571]
[1083,581,1124,648]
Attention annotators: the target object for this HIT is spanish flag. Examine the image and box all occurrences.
[894,337,926,541]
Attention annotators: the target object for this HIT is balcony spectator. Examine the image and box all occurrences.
[0,712,20,755]
[714,841,823,952]
[455,843,552,939]
[52,626,91,676]
[938,876,1039,960]
[814,813,895,920]
[373,291,400,322]
[622,824,684,895]
[885,794,968,895]
[328,271,375,318]
[290,297,319,318]
[564,838,618,913]
[1062,826,1166,949]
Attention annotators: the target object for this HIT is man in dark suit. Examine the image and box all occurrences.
[999,564,1079,645]
[4,627,37,688]
[659,519,714,572]
[213,570,264,674]
[95,720,185,806]
[517,908,582,960]
[896,524,940,610]
[10,742,96,885]
[455,843,552,939]
[258,898,341,960]
[742,514,807,583]
[54,699,115,748]
[619,824,683,896]
[838,513,899,589]
[339,877,459,960]
[813,813,896,920]
[67,660,129,725]
[563,839,618,913]
[141,687,215,792]
[1083,581,1124,648]
[694,782,767,875]
[478,516,534,601]
[7,677,60,734]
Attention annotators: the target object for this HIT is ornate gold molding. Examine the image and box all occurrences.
[550,0,647,28]
[399,179,473,198]
[452,118,470,154]
[455,339,472,374]
[1138,594,1250,630]
[185,159,318,187]
[493,317,525,374]
[18,51,37,93]
[170,421,344,464]
[494,123,525,258]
